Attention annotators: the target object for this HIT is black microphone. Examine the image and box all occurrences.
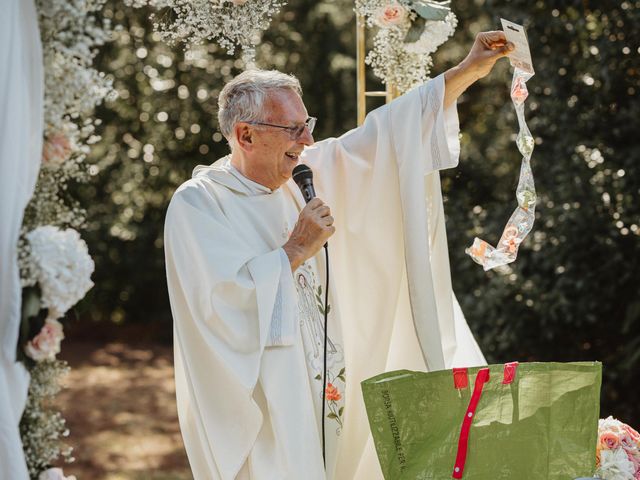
[292,164,316,203]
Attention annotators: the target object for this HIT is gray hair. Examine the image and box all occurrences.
[217,69,302,144]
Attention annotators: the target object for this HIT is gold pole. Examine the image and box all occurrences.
[356,16,366,126]
[356,15,399,126]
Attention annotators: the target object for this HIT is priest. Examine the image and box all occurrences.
[164,31,514,480]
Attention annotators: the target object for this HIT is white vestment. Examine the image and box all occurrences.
[0,1,44,478]
[165,73,485,480]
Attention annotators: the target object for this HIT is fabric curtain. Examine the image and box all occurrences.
[0,0,44,478]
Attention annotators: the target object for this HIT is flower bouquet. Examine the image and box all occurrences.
[355,0,458,93]
[595,417,640,480]
[19,225,94,364]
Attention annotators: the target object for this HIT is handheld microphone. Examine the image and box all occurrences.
[292,164,316,203]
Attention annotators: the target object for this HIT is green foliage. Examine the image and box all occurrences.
[82,1,639,423]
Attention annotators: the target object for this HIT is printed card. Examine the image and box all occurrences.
[501,18,534,74]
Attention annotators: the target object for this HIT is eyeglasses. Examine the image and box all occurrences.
[244,116,317,140]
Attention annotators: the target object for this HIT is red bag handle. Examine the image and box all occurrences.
[451,362,519,478]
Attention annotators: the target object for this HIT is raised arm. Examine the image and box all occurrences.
[444,31,514,108]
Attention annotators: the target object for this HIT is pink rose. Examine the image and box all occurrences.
[374,3,409,28]
[42,132,72,167]
[624,424,640,444]
[600,431,621,450]
[38,468,77,480]
[25,318,65,362]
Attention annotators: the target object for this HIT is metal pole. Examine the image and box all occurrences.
[356,15,366,126]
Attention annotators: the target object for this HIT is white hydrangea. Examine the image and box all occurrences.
[597,448,636,480]
[26,226,94,319]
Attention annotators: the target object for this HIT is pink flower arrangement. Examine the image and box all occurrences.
[42,131,73,168]
[24,318,65,362]
[596,416,640,480]
[374,3,409,28]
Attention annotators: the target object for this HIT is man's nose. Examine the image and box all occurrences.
[299,126,314,146]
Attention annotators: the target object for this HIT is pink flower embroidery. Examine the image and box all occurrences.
[325,383,342,402]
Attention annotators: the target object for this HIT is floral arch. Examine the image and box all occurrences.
[18,2,457,477]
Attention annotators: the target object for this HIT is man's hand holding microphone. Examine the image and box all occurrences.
[283,164,335,272]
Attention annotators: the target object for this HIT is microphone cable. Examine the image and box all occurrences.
[321,243,329,467]
[292,164,330,468]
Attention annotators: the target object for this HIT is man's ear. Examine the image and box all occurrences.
[234,123,254,152]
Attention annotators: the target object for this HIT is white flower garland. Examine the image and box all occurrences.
[17,0,114,477]
[355,0,457,93]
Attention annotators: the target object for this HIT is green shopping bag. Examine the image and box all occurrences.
[361,362,602,480]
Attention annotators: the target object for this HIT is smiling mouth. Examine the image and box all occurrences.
[285,152,300,160]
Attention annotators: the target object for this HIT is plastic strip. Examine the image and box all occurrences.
[466,67,536,270]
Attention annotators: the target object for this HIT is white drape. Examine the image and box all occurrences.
[0,1,44,478]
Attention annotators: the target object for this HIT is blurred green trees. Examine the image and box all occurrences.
[80,0,639,422]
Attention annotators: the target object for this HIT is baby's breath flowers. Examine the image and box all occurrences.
[135,0,286,65]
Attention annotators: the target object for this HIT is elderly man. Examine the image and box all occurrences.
[165,32,513,480]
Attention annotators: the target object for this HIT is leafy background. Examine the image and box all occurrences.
[72,0,639,426]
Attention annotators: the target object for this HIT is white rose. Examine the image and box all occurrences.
[38,467,77,480]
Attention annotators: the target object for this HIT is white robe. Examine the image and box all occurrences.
[0,1,44,479]
[164,73,485,480]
